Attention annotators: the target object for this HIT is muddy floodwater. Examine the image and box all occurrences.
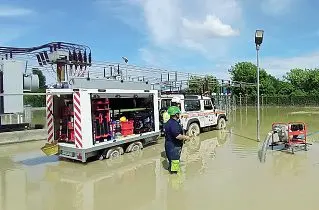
[1,107,319,210]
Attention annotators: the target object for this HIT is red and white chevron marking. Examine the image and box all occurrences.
[46,95,54,143]
[73,92,83,148]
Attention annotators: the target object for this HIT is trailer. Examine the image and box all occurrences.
[45,86,160,163]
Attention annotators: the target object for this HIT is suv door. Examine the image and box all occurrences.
[203,99,217,126]
[184,99,203,128]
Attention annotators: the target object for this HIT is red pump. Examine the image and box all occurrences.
[270,122,308,154]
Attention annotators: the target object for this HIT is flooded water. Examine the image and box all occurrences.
[1,107,319,210]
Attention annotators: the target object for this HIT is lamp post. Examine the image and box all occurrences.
[255,29,264,142]
[122,56,128,80]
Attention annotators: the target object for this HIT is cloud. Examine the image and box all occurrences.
[181,15,239,39]
[0,5,33,17]
[140,0,241,53]
[262,51,319,77]
[99,0,243,59]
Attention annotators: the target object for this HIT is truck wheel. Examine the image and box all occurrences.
[187,122,200,136]
[216,118,226,130]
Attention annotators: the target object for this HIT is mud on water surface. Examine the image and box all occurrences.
[1,107,319,210]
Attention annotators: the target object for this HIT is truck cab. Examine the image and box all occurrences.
[159,93,227,136]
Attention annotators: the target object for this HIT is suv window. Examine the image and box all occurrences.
[161,99,171,108]
[184,100,200,111]
[204,100,213,110]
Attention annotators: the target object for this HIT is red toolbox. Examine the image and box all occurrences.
[121,120,134,136]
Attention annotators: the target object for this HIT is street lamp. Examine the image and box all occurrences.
[255,29,264,142]
[122,56,128,80]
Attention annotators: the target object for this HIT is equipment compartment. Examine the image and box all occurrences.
[47,93,75,144]
[107,95,155,136]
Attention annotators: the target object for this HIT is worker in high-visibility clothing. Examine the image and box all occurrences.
[162,97,181,125]
[164,106,190,174]
[162,110,170,124]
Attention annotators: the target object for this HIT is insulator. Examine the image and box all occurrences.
[88,51,91,66]
[36,54,43,66]
[78,50,83,63]
[83,50,87,64]
[57,43,61,49]
[78,50,83,66]
[43,51,49,62]
[53,44,57,51]
[68,50,72,61]
[73,49,77,62]
[49,46,53,52]
[39,52,46,65]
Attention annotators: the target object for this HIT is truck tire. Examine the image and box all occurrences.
[216,118,226,130]
[187,122,200,136]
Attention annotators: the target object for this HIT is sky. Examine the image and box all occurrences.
[1,0,319,81]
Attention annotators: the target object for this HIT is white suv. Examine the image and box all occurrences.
[159,94,227,136]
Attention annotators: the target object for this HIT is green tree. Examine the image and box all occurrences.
[284,68,319,95]
[228,62,280,96]
[24,68,46,107]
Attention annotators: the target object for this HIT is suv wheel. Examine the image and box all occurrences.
[187,122,200,136]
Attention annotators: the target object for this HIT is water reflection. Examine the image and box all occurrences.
[0,167,27,210]
[182,130,229,175]
[1,107,319,210]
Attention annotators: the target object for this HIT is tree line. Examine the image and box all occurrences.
[187,61,319,97]
[26,61,318,107]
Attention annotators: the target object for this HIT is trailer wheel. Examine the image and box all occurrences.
[216,118,226,130]
[106,147,124,159]
[187,122,200,136]
[126,141,143,153]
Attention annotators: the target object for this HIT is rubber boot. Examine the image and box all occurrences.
[170,160,181,174]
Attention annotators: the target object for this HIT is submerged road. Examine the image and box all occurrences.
[1,107,319,210]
